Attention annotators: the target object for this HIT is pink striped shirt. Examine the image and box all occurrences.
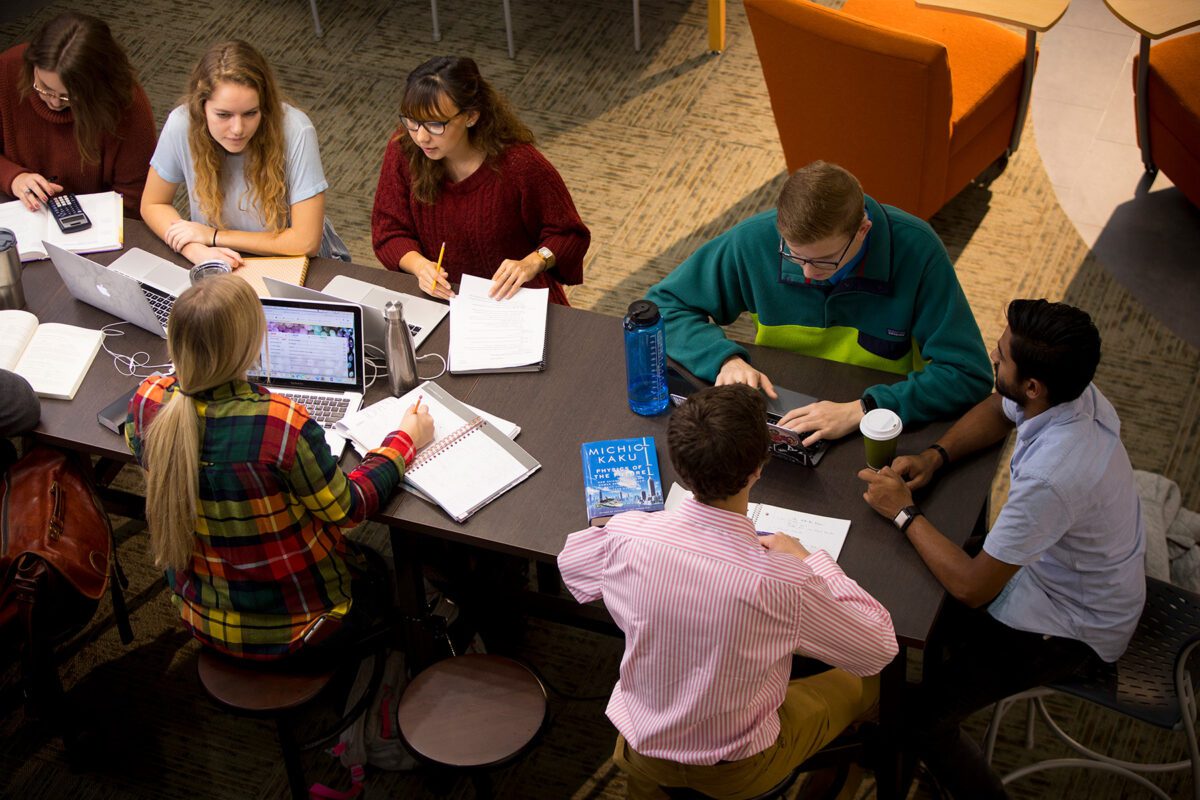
[558,497,898,765]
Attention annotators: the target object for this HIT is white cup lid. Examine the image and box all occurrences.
[860,408,903,440]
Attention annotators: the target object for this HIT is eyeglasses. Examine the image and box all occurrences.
[400,110,464,136]
[32,72,69,104]
[777,231,854,284]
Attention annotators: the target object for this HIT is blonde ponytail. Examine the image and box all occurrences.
[143,390,201,570]
[141,274,266,572]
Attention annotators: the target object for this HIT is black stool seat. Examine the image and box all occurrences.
[197,649,335,713]
[397,654,547,769]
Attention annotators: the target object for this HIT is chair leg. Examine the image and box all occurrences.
[308,0,324,38]
[1023,697,1037,749]
[277,719,309,800]
[430,0,441,42]
[1008,30,1037,155]
[1134,35,1155,172]
[633,0,641,52]
[502,0,514,59]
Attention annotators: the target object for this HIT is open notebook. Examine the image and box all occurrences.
[665,483,850,560]
[337,381,539,522]
[0,191,123,262]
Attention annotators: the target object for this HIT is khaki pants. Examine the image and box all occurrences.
[613,669,879,800]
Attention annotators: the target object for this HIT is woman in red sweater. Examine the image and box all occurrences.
[0,12,155,217]
[371,56,589,306]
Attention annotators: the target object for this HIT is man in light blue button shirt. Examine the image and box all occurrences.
[859,299,1145,800]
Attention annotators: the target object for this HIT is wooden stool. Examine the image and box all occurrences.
[197,650,336,800]
[397,654,548,797]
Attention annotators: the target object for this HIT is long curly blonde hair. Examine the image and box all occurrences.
[185,41,289,232]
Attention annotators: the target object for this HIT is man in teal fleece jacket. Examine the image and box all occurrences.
[646,161,992,445]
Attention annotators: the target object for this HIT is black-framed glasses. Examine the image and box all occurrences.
[400,110,464,136]
[777,232,854,286]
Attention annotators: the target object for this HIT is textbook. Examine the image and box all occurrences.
[448,274,548,373]
[581,436,665,525]
[664,483,850,560]
[0,191,123,262]
[337,381,538,523]
[0,309,104,400]
[233,255,309,297]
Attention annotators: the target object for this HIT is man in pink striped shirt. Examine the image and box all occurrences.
[559,385,899,799]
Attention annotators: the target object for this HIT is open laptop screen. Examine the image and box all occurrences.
[249,298,365,393]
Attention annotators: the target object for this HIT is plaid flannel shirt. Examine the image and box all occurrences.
[126,376,413,660]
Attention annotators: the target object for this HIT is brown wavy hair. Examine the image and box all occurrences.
[397,56,534,205]
[20,12,137,165]
[184,41,289,232]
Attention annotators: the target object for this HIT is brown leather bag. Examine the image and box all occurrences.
[0,445,126,716]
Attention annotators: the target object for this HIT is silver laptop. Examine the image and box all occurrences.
[262,275,448,351]
[45,242,191,338]
[249,297,366,456]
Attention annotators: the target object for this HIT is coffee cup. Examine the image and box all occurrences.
[860,408,903,470]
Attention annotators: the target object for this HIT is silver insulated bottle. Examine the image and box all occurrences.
[383,300,419,396]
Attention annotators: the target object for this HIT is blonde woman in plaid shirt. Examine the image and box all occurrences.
[126,275,433,660]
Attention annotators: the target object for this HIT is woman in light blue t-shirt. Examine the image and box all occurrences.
[141,40,347,265]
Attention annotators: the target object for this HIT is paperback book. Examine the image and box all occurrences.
[581,436,664,524]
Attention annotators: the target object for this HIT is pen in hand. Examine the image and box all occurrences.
[431,242,445,295]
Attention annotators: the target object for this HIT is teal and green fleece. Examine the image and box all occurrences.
[645,197,992,425]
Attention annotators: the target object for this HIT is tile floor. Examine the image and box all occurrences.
[1031,0,1200,347]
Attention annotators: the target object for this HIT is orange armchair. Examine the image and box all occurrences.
[744,0,1034,220]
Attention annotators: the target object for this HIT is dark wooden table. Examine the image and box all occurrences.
[23,220,1001,798]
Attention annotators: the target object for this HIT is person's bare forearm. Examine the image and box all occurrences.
[141,200,182,242]
[214,226,322,257]
[933,393,1012,464]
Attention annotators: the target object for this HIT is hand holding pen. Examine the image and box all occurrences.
[420,241,454,301]
[400,394,435,449]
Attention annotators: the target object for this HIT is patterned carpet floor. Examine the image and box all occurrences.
[1,1,1196,798]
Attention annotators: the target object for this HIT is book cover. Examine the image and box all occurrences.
[581,436,664,522]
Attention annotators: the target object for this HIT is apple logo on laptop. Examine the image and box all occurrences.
[95,283,112,298]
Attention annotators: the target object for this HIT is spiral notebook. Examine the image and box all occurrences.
[355,382,540,522]
[448,275,548,373]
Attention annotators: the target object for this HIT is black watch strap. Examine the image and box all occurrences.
[927,443,950,469]
[895,505,923,533]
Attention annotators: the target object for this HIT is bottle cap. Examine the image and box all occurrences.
[383,300,405,320]
[0,228,16,251]
[625,299,660,327]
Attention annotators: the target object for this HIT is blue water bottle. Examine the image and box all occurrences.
[623,300,669,416]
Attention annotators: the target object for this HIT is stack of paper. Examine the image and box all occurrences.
[448,274,548,373]
[664,483,851,560]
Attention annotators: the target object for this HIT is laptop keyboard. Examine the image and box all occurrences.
[140,283,175,327]
[287,393,352,427]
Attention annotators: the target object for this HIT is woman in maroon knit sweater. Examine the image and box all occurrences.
[371,56,589,306]
[0,12,155,218]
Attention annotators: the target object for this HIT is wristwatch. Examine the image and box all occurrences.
[893,505,923,533]
[536,246,556,271]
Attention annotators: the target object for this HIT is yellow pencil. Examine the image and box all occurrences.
[432,241,445,294]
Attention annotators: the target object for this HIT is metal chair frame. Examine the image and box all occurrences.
[983,577,1200,800]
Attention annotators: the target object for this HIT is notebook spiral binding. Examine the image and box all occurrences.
[410,416,486,471]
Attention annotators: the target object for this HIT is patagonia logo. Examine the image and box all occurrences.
[887,328,907,338]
